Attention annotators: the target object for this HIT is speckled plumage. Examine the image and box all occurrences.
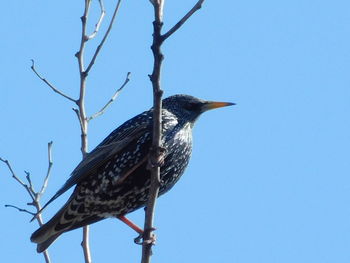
[30,94,234,252]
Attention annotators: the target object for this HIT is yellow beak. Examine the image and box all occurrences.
[202,101,236,112]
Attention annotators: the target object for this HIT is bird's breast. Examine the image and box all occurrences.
[158,123,193,194]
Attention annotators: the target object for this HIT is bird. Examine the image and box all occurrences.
[30,94,234,252]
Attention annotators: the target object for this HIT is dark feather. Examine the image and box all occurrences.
[30,94,234,252]
[31,112,152,221]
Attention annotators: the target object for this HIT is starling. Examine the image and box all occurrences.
[30,94,234,252]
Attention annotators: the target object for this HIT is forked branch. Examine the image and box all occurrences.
[21,1,127,262]
[85,0,123,75]
[142,1,206,263]
[142,0,164,262]
[1,141,54,263]
[75,1,125,262]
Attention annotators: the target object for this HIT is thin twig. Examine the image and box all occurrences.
[85,0,123,75]
[38,141,53,197]
[37,143,54,263]
[72,108,85,130]
[25,171,34,194]
[1,156,52,263]
[0,158,36,201]
[24,171,37,199]
[161,0,204,42]
[86,0,106,40]
[88,72,131,121]
[5,204,36,216]
[31,59,76,103]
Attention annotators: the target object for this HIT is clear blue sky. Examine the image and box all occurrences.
[1,0,350,262]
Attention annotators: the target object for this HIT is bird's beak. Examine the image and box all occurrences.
[201,101,236,112]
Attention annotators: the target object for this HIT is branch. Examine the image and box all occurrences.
[86,0,106,40]
[76,1,124,262]
[31,59,76,103]
[24,171,36,200]
[161,0,204,42]
[72,108,85,130]
[141,1,206,262]
[25,171,34,193]
[87,72,131,121]
[76,0,90,160]
[0,158,35,201]
[5,204,35,216]
[142,1,165,262]
[38,141,53,197]
[1,152,53,263]
[85,0,123,75]
[8,1,124,262]
[1,143,54,207]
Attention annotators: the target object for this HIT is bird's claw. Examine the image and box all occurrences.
[134,227,157,245]
[148,147,166,168]
[134,234,143,245]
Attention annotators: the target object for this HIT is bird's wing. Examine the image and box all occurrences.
[32,112,152,221]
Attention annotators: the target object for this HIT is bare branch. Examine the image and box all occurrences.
[0,158,36,201]
[8,0,125,262]
[24,171,37,198]
[142,0,165,262]
[33,200,52,262]
[86,0,106,40]
[72,106,89,160]
[141,1,206,262]
[38,141,53,198]
[1,142,54,207]
[88,72,131,121]
[72,108,84,128]
[76,0,90,158]
[161,0,204,41]
[1,156,52,262]
[31,59,76,103]
[77,2,93,261]
[85,0,123,75]
[28,142,54,222]
[5,204,36,216]
[25,171,34,192]
[82,226,91,263]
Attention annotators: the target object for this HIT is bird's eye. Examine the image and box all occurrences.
[184,102,198,111]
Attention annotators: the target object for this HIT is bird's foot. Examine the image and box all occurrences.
[148,147,166,168]
[158,147,166,166]
[134,227,157,245]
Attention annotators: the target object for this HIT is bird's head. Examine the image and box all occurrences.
[162,94,235,124]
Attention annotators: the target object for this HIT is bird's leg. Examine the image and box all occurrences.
[117,215,156,245]
[117,215,144,234]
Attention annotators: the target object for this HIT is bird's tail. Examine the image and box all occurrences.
[30,196,75,253]
[31,194,103,253]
